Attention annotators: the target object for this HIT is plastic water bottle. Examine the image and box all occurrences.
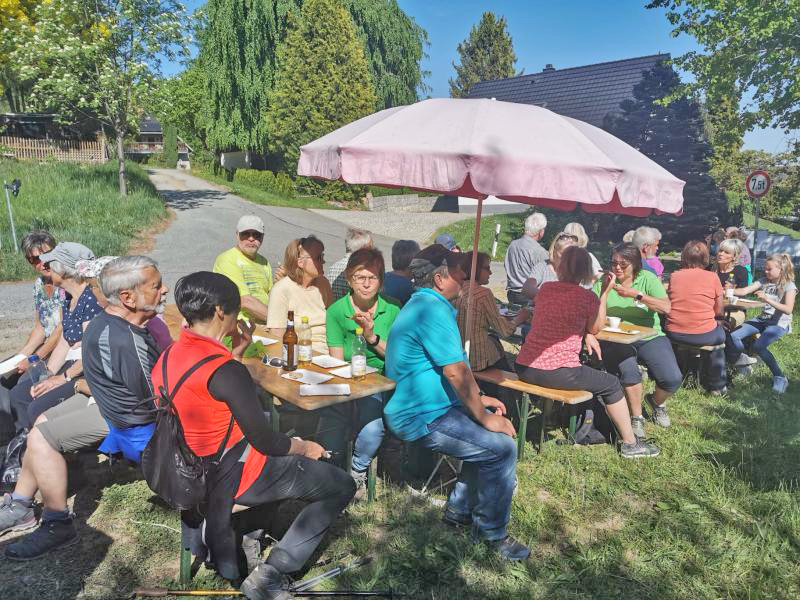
[297,316,312,367]
[351,327,367,381]
[27,355,50,383]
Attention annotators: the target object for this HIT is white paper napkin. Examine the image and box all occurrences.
[0,354,26,376]
[299,384,351,396]
[311,355,348,368]
[280,369,333,384]
[252,335,279,346]
[329,365,379,379]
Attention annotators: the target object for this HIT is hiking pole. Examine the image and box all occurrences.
[292,556,372,592]
[132,588,403,598]
[2,179,20,253]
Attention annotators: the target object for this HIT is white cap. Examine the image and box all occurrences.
[236,215,264,234]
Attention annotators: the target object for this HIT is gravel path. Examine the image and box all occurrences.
[310,208,467,244]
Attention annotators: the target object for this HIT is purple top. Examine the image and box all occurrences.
[644,256,664,277]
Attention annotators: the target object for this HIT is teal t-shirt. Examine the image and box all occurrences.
[593,270,667,339]
[325,292,401,373]
[384,288,467,441]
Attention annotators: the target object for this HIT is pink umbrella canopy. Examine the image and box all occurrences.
[298,97,685,216]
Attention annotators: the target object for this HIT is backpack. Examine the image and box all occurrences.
[140,347,234,510]
[570,398,614,446]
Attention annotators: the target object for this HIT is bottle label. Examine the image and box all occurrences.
[351,355,367,377]
[298,344,312,363]
[283,344,296,368]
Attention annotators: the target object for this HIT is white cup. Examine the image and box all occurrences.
[725,288,735,301]
[607,316,621,329]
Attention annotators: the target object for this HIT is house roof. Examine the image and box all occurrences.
[139,116,162,134]
[468,53,669,127]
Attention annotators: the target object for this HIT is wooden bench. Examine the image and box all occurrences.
[473,369,592,458]
[669,341,726,390]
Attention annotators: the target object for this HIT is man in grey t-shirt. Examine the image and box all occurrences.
[504,212,548,304]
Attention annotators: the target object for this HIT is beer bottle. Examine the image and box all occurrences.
[297,316,312,367]
[282,310,298,371]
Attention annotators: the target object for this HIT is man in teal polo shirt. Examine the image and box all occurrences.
[384,245,530,561]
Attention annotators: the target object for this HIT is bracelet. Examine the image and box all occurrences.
[367,333,381,346]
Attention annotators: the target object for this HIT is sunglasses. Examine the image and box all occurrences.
[239,230,263,241]
[556,233,579,242]
[26,255,41,266]
[610,260,631,269]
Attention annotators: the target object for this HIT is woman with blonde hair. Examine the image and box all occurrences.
[729,253,796,393]
[563,222,602,282]
[266,236,332,353]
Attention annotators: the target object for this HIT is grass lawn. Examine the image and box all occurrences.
[744,212,800,240]
[191,167,335,210]
[0,160,169,281]
[2,313,798,598]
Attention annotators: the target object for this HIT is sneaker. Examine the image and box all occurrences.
[5,515,78,560]
[442,508,472,529]
[0,493,36,536]
[350,469,367,503]
[630,416,646,439]
[475,534,530,561]
[772,376,789,394]
[645,395,671,428]
[240,562,293,600]
[620,438,661,459]
[734,354,758,367]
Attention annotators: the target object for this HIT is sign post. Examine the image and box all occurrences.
[745,170,771,263]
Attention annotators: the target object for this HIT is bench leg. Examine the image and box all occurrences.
[568,413,577,442]
[179,544,192,584]
[367,459,377,502]
[539,398,553,454]
[517,392,530,460]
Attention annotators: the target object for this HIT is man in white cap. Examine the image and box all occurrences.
[213,215,273,323]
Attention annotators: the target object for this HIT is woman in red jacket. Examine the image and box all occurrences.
[152,271,354,600]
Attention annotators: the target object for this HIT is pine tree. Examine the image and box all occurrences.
[266,0,376,177]
[602,62,734,245]
[449,12,516,98]
[162,124,178,168]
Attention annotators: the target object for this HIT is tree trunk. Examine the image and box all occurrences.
[115,127,127,196]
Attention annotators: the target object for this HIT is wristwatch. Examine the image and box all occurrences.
[64,372,72,383]
[635,293,644,302]
[367,333,381,346]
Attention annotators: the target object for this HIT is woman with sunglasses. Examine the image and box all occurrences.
[522,232,578,302]
[266,236,332,353]
[593,243,682,439]
[322,248,401,494]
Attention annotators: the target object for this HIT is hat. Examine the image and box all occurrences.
[434,233,457,251]
[39,242,95,270]
[75,255,118,279]
[409,244,454,281]
[236,215,265,234]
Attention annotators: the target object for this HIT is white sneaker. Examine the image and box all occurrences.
[734,354,757,367]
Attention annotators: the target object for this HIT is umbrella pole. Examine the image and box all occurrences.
[464,197,483,357]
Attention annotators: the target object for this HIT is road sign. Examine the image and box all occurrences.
[746,170,771,197]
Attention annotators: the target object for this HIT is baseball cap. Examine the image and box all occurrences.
[236,215,265,234]
[409,244,459,281]
[434,233,457,251]
[39,242,95,270]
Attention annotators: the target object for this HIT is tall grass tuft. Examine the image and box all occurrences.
[0,159,168,281]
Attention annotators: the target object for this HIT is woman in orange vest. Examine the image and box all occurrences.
[152,271,355,600]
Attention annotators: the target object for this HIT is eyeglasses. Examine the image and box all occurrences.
[299,252,325,263]
[26,255,41,266]
[610,260,631,269]
[239,230,263,241]
[352,274,379,284]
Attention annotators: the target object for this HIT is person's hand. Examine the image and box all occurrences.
[74,378,91,396]
[31,374,66,398]
[600,271,616,295]
[613,284,638,299]
[15,357,30,373]
[300,439,327,460]
[352,311,375,337]
[274,265,287,282]
[481,413,516,437]
[755,290,768,301]
[584,333,602,359]
[231,319,255,359]
[513,307,531,326]
[480,394,506,415]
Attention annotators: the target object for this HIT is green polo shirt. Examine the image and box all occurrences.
[326,293,401,373]
[593,269,667,339]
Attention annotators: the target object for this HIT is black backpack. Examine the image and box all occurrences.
[140,347,234,510]
[570,398,614,446]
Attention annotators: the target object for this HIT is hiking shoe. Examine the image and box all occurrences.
[630,416,646,439]
[645,395,671,428]
[240,562,293,600]
[5,515,78,560]
[442,508,472,529]
[0,493,36,536]
[350,469,367,503]
[475,534,530,561]
[734,354,757,367]
[620,438,660,459]
[772,376,789,394]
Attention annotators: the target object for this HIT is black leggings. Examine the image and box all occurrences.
[515,364,625,406]
[600,336,683,393]
[667,325,727,391]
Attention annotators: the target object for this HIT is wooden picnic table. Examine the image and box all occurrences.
[724,298,764,312]
[596,323,655,344]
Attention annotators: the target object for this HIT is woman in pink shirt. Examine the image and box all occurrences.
[665,240,727,393]
[514,247,659,459]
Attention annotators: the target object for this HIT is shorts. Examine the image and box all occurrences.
[36,394,110,453]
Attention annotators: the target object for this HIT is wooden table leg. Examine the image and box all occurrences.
[367,459,377,502]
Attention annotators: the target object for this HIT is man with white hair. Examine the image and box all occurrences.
[632,226,664,278]
[0,256,168,560]
[504,212,548,304]
[327,227,374,300]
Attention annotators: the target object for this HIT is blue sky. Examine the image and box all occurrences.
[176,0,795,153]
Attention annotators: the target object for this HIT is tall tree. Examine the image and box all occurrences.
[603,62,733,243]
[0,0,40,112]
[449,12,516,98]
[9,0,190,195]
[157,61,210,159]
[648,0,800,147]
[266,0,376,176]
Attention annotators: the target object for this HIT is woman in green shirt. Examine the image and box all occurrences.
[322,248,400,498]
[594,243,682,439]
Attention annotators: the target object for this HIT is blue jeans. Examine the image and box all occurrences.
[317,393,385,472]
[420,406,517,542]
[728,320,787,377]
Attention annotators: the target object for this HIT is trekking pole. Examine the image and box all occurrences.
[292,557,372,592]
[2,179,20,253]
[132,588,403,598]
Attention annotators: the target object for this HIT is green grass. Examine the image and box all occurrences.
[191,167,335,210]
[0,159,169,281]
[744,211,800,239]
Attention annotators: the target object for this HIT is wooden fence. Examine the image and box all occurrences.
[0,136,108,163]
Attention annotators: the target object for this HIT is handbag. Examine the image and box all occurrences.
[140,346,234,510]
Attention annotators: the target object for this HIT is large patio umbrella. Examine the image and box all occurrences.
[298,98,685,350]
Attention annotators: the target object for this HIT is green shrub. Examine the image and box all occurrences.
[234,168,296,198]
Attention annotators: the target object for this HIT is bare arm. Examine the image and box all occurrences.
[714,293,724,318]
[758,287,796,315]
[46,335,70,374]
[18,317,46,356]
[589,273,614,334]
[36,324,63,360]
[734,281,761,296]
[239,296,268,323]
[442,362,515,437]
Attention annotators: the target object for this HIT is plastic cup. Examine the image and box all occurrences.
[607,316,621,329]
